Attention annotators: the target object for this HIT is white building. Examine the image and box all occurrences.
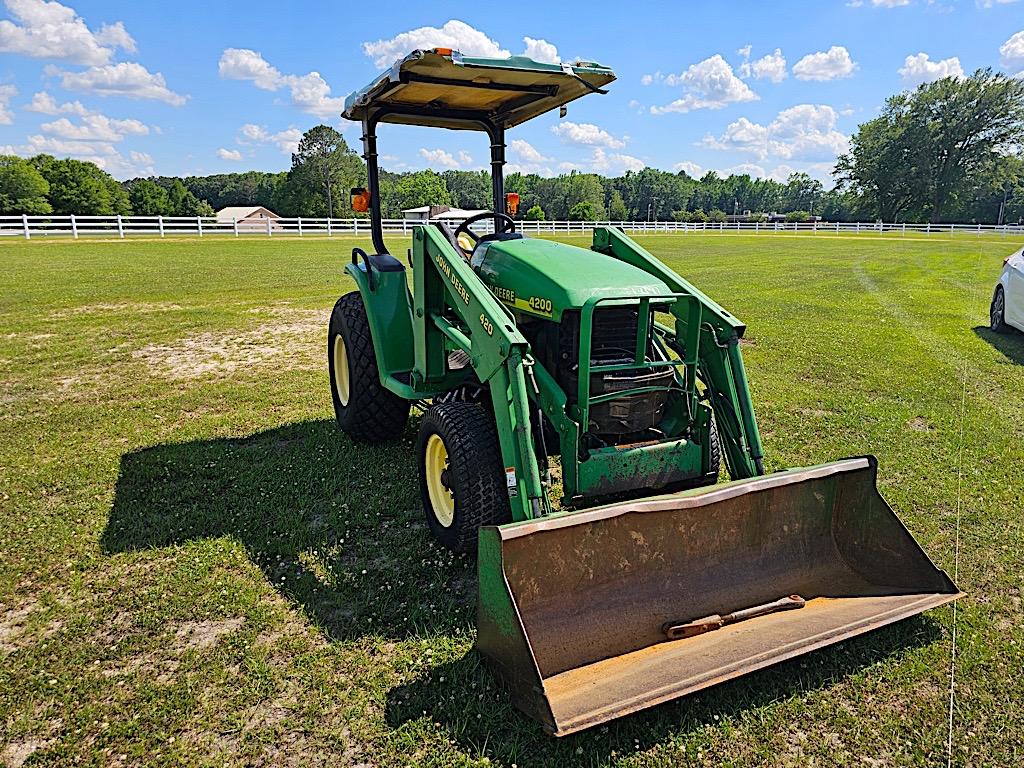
[215,206,281,230]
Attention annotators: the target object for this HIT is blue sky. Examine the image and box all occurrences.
[0,0,1020,183]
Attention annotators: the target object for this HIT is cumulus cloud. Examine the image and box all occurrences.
[0,83,15,124]
[239,123,302,154]
[54,62,187,106]
[792,46,857,81]
[650,54,757,114]
[898,52,963,85]
[673,160,704,177]
[217,148,243,161]
[0,0,135,65]
[702,104,849,162]
[506,138,553,176]
[522,36,559,64]
[1000,30,1024,74]
[418,147,473,168]
[218,48,345,117]
[362,20,509,67]
[551,120,627,149]
[509,138,548,164]
[40,113,148,141]
[741,49,787,83]
[590,147,645,174]
[1,133,152,178]
[978,0,1019,6]
[25,90,88,115]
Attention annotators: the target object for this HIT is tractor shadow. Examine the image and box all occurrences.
[101,418,477,642]
[385,615,943,764]
[102,418,945,764]
[973,325,1024,365]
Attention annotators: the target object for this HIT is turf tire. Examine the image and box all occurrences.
[417,402,511,554]
[991,286,1009,334]
[328,291,409,442]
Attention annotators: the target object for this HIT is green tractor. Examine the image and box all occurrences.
[328,48,961,735]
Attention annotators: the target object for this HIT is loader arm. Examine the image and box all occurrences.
[412,225,549,520]
[592,227,765,479]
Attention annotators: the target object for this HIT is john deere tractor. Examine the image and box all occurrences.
[327,48,960,735]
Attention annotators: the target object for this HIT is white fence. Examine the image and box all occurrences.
[2,214,1024,240]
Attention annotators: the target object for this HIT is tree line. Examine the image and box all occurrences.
[0,70,1020,223]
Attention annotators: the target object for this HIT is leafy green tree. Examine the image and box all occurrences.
[608,189,628,221]
[780,172,824,213]
[568,200,600,221]
[391,170,452,212]
[290,125,364,218]
[707,208,728,223]
[127,178,172,216]
[0,155,51,214]
[784,210,811,222]
[838,69,1024,222]
[525,204,545,221]
[36,157,130,215]
[442,170,491,210]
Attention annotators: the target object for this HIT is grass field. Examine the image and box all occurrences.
[2,231,1024,767]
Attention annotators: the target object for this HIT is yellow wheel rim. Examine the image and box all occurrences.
[332,334,350,407]
[425,433,455,527]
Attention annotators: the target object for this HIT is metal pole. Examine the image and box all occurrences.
[362,114,387,255]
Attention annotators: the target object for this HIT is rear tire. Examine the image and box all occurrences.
[416,402,511,553]
[991,286,1009,334]
[328,291,409,442]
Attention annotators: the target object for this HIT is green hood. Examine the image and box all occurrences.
[471,237,670,320]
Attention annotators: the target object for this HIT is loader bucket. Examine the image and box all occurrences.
[476,457,961,736]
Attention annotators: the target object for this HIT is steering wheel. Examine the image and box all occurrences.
[453,211,517,254]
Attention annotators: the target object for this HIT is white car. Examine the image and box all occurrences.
[991,247,1024,333]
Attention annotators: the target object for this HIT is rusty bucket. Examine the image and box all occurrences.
[476,457,961,736]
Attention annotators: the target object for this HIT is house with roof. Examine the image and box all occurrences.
[215,205,281,230]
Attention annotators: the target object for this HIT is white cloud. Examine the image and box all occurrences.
[551,120,626,149]
[522,36,559,64]
[2,133,152,178]
[702,104,849,162]
[871,0,910,5]
[362,20,509,68]
[737,44,752,59]
[218,48,345,117]
[217,148,243,161]
[94,21,135,53]
[725,162,767,177]
[978,0,1019,6]
[509,138,547,163]
[792,46,857,81]
[640,72,659,86]
[239,123,302,154]
[25,90,88,115]
[650,54,757,114]
[1000,30,1024,73]
[0,0,135,65]
[418,147,474,168]
[41,113,148,141]
[746,49,787,83]
[673,160,704,177]
[898,52,963,85]
[590,147,645,174]
[55,62,187,106]
[0,83,15,124]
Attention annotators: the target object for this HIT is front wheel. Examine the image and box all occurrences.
[991,286,1009,334]
[416,402,511,553]
[328,291,409,442]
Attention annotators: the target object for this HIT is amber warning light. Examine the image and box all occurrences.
[351,188,370,213]
[505,193,520,216]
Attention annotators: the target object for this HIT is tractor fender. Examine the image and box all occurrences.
[345,257,415,386]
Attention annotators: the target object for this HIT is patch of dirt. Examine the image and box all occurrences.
[739,336,757,347]
[797,406,832,418]
[907,416,935,432]
[0,600,38,655]
[133,307,328,380]
[173,618,245,651]
[54,302,183,318]
[2,739,51,768]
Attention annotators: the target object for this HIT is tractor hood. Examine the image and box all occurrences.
[471,237,671,320]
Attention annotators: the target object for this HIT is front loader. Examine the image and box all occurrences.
[327,48,961,735]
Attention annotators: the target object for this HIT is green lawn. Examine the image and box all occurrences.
[2,232,1023,767]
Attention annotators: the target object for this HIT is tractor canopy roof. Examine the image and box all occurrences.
[342,49,616,131]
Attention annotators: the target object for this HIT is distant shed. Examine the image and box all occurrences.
[216,206,281,230]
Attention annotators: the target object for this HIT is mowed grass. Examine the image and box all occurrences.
[1,231,1023,767]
